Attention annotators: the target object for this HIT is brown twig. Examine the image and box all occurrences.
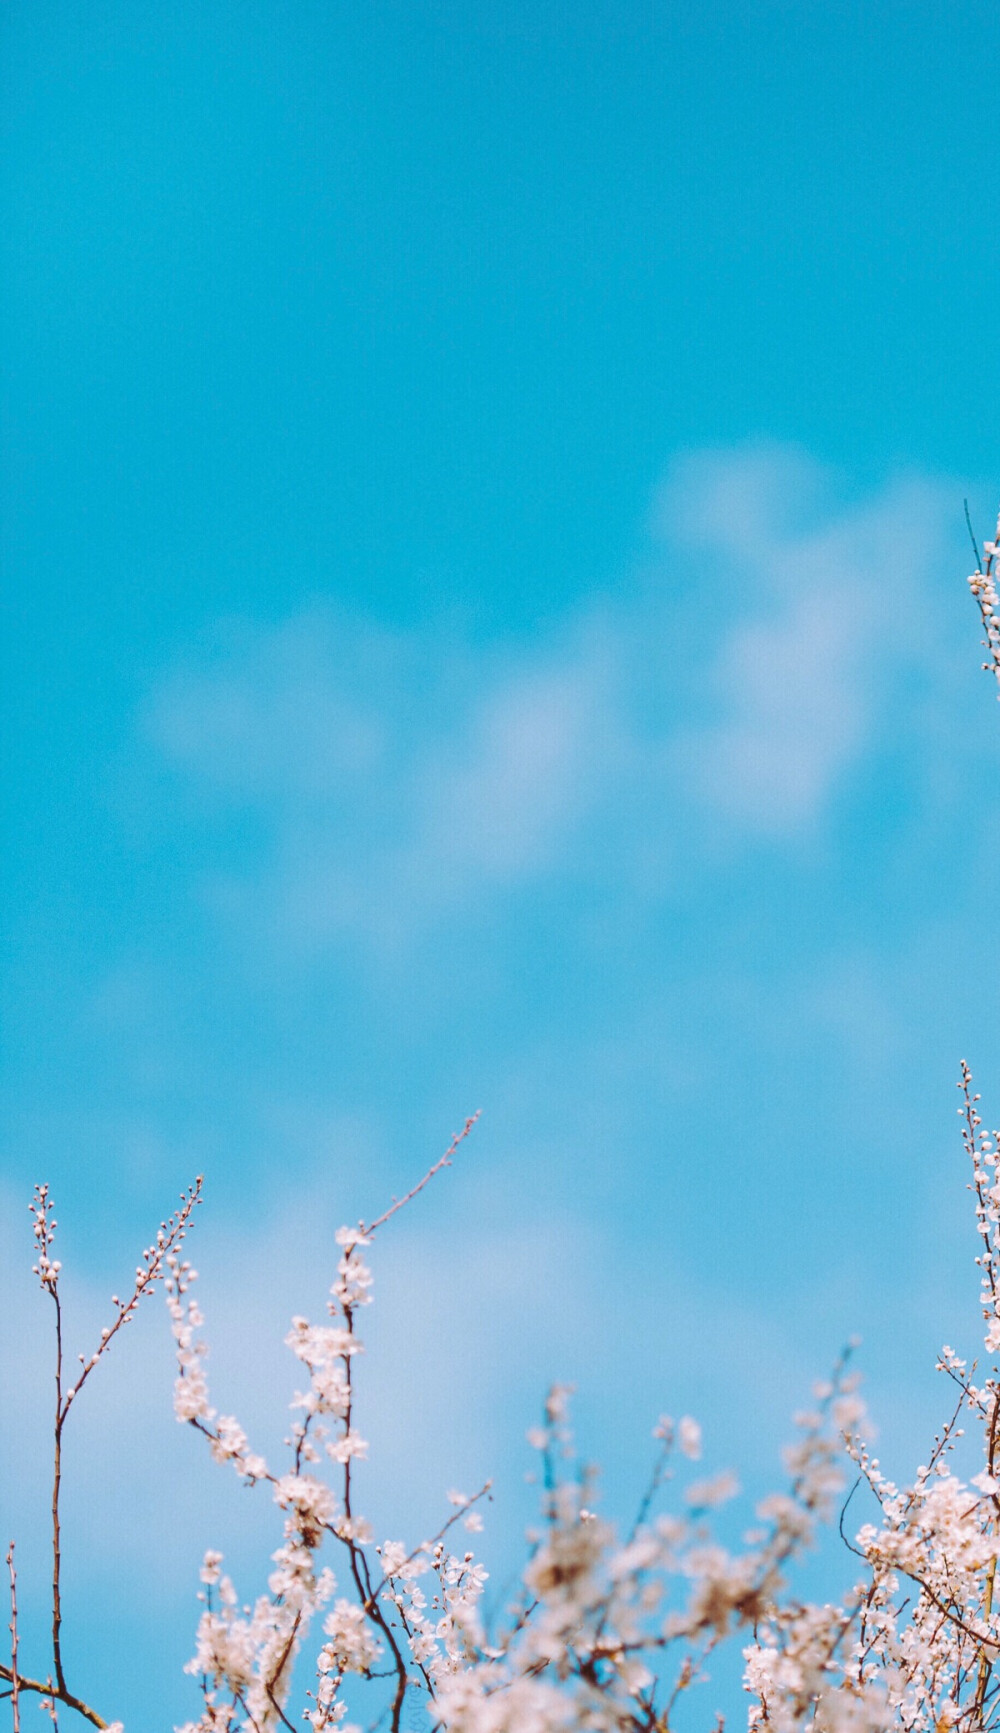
[30,1176,202,1720]
[0,1664,108,1731]
[359,1114,480,1239]
[6,1545,19,1733]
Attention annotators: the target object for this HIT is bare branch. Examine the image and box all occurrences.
[359,1114,480,1239]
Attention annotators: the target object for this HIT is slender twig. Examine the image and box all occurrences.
[51,1287,65,1691]
[6,1545,19,1733]
[29,1177,202,1724]
[967,499,983,569]
[360,1115,480,1239]
[838,1475,865,1560]
[64,1177,204,1413]
[368,1481,492,1608]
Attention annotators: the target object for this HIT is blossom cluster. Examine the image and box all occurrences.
[13,1084,1000,1733]
[155,1078,1000,1733]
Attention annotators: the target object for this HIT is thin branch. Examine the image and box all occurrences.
[0,1665,108,1731]
[63,1177,204,1413]
[50,1281,65,1692]
[360,1115,480,1239]
[838,1475,865,1560]
[368,1481,492,1609]
[31,1177,202,1720]
[967,499,983,569]
[6,1546,19,1733]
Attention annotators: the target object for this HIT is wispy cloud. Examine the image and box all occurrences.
[142,446,967,960]
[660,449,958,831]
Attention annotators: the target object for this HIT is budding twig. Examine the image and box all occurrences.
[6,1544,19,1733]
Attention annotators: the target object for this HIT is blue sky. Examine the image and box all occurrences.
[5,1,1000,1725]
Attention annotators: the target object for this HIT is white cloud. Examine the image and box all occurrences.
[660,452,957,831]
[678,582,873,829]
[145,611,625,953]
[142,446,963,950]
[417,665,608,875]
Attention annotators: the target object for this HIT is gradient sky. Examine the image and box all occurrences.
[5,2,1000,1726]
